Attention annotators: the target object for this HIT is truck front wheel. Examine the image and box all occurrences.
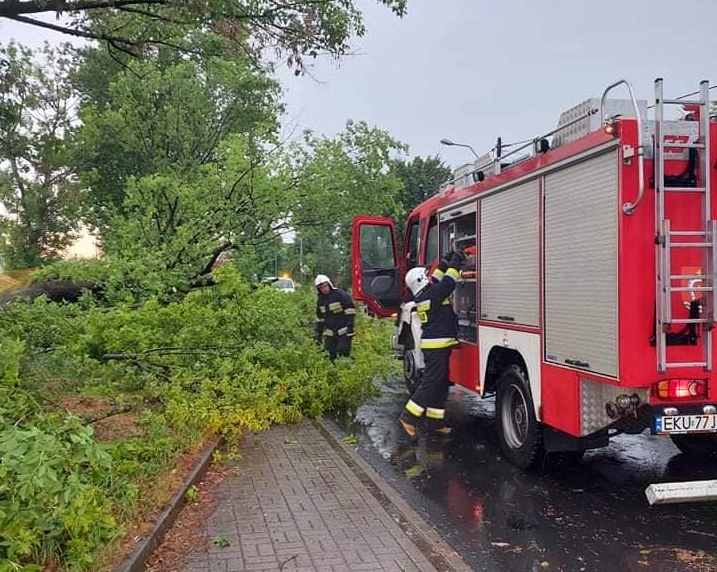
[403,349,422,394]
[496,365,545,469]
[670,433,717,458]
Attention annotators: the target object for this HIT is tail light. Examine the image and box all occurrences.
[653,378,707,399]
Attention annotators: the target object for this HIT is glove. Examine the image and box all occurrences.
[447,250,465,270]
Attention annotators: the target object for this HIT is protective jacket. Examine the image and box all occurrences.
[414,266,459,349]
[316,286,356,338]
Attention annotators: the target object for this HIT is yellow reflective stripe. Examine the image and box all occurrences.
[337,327,348,335]
[405,400,424,417]
[446,268,460,280]
[420,338,459,349]
[426,407,445,420]
[323,330,334,337]
[442,298,451,305]
[416,300,431,311]
[432,268,445,280]
[316,318,324,323]
[319,305,326,313]
[344,308,356,315]
[329,302,342,312]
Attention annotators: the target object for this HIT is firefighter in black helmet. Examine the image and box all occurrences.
[315,274,356,359]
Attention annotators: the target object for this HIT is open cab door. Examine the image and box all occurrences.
[351,216,401,317]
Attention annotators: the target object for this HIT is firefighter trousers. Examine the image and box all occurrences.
[400,347,452,431]
[324,335,352,360]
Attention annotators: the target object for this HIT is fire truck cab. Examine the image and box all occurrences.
[352,78,717,469]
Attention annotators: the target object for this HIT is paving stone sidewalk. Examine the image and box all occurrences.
[185,420,460,572]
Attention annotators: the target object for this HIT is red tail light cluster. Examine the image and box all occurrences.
[653,379,707,399]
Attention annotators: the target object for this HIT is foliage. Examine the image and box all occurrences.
[74,43,406,291]
[0,262,398,570]
[84,120,406,292]
[0,42,81,269]
[0,0,407,71]
[0,381,123,571]
[31,259,110,287]
[391,155,452,214]
[212,535,230,548]
[75,51,280,232]
[0,4,410,568]
[281,120,407,283]
[183,485,198,504]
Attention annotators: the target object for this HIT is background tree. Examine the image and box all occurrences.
[0,0,407,70]
[391,155,452,214]
[0,42,80,269]
[285,120,406,284]
[75,49,280,233]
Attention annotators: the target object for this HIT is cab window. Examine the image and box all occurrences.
[406,219,420,269]
[425,215,438,268]
[360,224,395,268]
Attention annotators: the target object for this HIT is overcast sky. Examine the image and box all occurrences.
[2,0,717,167]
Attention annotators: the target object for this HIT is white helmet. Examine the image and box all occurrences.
[405,267,428,296]
[315,274,333,288]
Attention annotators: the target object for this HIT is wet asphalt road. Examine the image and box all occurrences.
[329,376,717,572]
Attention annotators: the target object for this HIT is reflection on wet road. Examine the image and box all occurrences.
[329,376,717,572]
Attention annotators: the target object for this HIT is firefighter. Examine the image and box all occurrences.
[399,251,463,437]
[315,274,356,359]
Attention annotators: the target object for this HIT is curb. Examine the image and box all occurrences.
[114,435,223,572]
[315,418,473,572]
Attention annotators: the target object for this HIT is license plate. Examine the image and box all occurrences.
[655,414,717,434]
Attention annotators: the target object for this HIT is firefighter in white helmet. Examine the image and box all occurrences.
[399,251,464,437]
[314,274,356,359]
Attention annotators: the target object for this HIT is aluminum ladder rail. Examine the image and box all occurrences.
[655,78,715,372]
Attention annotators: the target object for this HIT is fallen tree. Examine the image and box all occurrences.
[0,279,99,304]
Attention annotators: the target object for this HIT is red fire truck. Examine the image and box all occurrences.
[352,78,717,469]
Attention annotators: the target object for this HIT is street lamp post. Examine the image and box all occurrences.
[440,138,480,160]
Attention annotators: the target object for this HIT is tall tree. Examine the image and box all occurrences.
[75,50,280,232]
[391,155,452,214]
[0,0,407,70]
[285,120,407,283]
[101,121,406,292]
[0,42,80,269]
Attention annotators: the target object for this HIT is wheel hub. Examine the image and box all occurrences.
[502,383,530,449]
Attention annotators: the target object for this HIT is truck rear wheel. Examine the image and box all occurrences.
[670,433,717,458]
[496,365,545,469]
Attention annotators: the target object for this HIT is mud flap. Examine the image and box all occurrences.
[542,426,608,453]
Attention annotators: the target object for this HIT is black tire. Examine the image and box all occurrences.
[403,349,422,394]
[496,365,545,470]
[670,433,717,458]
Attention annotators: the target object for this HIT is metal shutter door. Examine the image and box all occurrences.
[481,180,540,326]
[544,150,618,377]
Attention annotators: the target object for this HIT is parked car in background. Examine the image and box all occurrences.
[272,278,296,293]
[261,276,296,293]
